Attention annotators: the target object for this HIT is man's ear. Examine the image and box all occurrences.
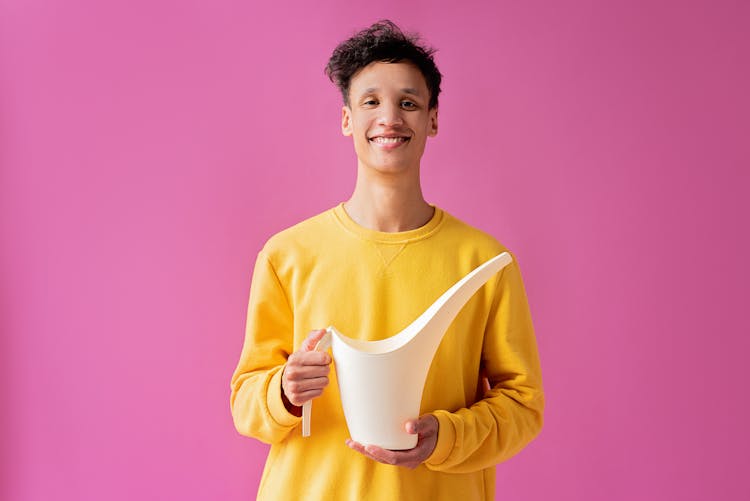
[341,106,353,136]
[428,107,439,137]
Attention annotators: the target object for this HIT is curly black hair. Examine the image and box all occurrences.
[325,20,442,110]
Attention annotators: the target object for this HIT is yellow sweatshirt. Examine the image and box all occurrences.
[230,203,545,500]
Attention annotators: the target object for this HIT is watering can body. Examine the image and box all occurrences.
[312,252,513,450]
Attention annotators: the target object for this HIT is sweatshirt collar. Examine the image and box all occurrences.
[332,202,444,243]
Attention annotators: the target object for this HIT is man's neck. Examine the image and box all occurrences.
[344,166,434,233]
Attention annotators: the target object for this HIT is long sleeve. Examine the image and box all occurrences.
[425,254,545,473]
[229,250,301,444]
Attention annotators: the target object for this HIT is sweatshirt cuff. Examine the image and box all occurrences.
[267,365,302,428]
[425,410,455,467]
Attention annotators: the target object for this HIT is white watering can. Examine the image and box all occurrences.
[302,252,513,450]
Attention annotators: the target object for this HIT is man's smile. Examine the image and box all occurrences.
[368,133,411,148]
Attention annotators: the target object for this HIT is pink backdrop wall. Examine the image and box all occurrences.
[2,1,748,499]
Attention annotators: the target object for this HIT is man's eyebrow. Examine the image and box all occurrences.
[360,87,422,96]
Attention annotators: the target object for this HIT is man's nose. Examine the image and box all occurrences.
[377,103,404,127]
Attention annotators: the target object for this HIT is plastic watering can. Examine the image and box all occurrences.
[302,252,513,449]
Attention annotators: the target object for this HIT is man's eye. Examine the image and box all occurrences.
[364,99,378,105]
[402,101,417,108]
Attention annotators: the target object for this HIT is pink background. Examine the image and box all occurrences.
[2,1,748,499]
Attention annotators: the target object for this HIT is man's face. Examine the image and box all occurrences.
[341,61,438,175]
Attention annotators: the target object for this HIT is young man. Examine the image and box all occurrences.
[230,20,545,500]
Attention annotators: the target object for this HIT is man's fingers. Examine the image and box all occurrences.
[348,441,396,465]
[366,446,398,465]
[301,328,329,351]
[346,439,428,469]
[347,440,379,459]
[345,439,368,456]
[284,364,330,381]
[284,376,329,394]
[282,369,330,405]
[287,389,324,406]
[288,350,331,367]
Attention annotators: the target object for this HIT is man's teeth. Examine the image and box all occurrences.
[371,137,407,144]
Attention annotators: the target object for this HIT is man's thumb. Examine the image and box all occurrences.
[301,328,328,352]
[406,415,437,435]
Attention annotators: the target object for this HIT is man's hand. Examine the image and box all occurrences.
[281,329,332,414]
[345,414,439,469]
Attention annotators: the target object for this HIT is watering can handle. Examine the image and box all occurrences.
[301,329,333,437]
